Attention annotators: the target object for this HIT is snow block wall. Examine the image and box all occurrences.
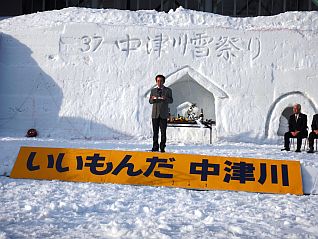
[1,8,318,141]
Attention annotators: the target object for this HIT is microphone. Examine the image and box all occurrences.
[157,88,162,97]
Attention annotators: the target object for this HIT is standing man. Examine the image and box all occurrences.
[149,75,173,152]
[307,114,318,153]
[281,104,308,152]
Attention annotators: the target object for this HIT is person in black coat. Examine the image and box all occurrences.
[307,114,318,153]
[281,104,308,152]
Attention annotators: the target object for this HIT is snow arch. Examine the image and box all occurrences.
[265,91,317,138]
[145,66,228,122]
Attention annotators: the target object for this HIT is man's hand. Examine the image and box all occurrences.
[291,131,299,137]
[314,130,318,135]
[151,96,157,100]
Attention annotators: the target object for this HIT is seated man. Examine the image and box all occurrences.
[307,114,318,153]
[281,104,308,152]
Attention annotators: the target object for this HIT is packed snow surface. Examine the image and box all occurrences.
[1,137,318,238]
[1,7,318,30]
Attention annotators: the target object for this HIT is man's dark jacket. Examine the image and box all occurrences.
[288,113,308,132]
[311,114,318,131]
[149,86,173,119]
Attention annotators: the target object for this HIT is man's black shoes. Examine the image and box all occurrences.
[295,149,301,153]
[281,148,290,151]
[151,148,165,153]
[307,148,314,153]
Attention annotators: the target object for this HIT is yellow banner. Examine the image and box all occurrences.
[10,146,303,195]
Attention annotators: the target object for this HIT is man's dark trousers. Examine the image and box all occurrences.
[284,131,308,150]
[308,114,318,150]
[308,132,318,150]
[152,117,167,151]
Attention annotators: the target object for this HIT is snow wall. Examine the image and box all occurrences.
[1,8,318,142]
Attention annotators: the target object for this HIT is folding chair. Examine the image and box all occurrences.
[290,137,307,151]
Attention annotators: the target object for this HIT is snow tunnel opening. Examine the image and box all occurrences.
[168,73,216,121]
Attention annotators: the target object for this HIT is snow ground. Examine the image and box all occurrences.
[1,138,318,239]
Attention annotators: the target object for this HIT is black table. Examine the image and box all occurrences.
[167,121,216,144]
